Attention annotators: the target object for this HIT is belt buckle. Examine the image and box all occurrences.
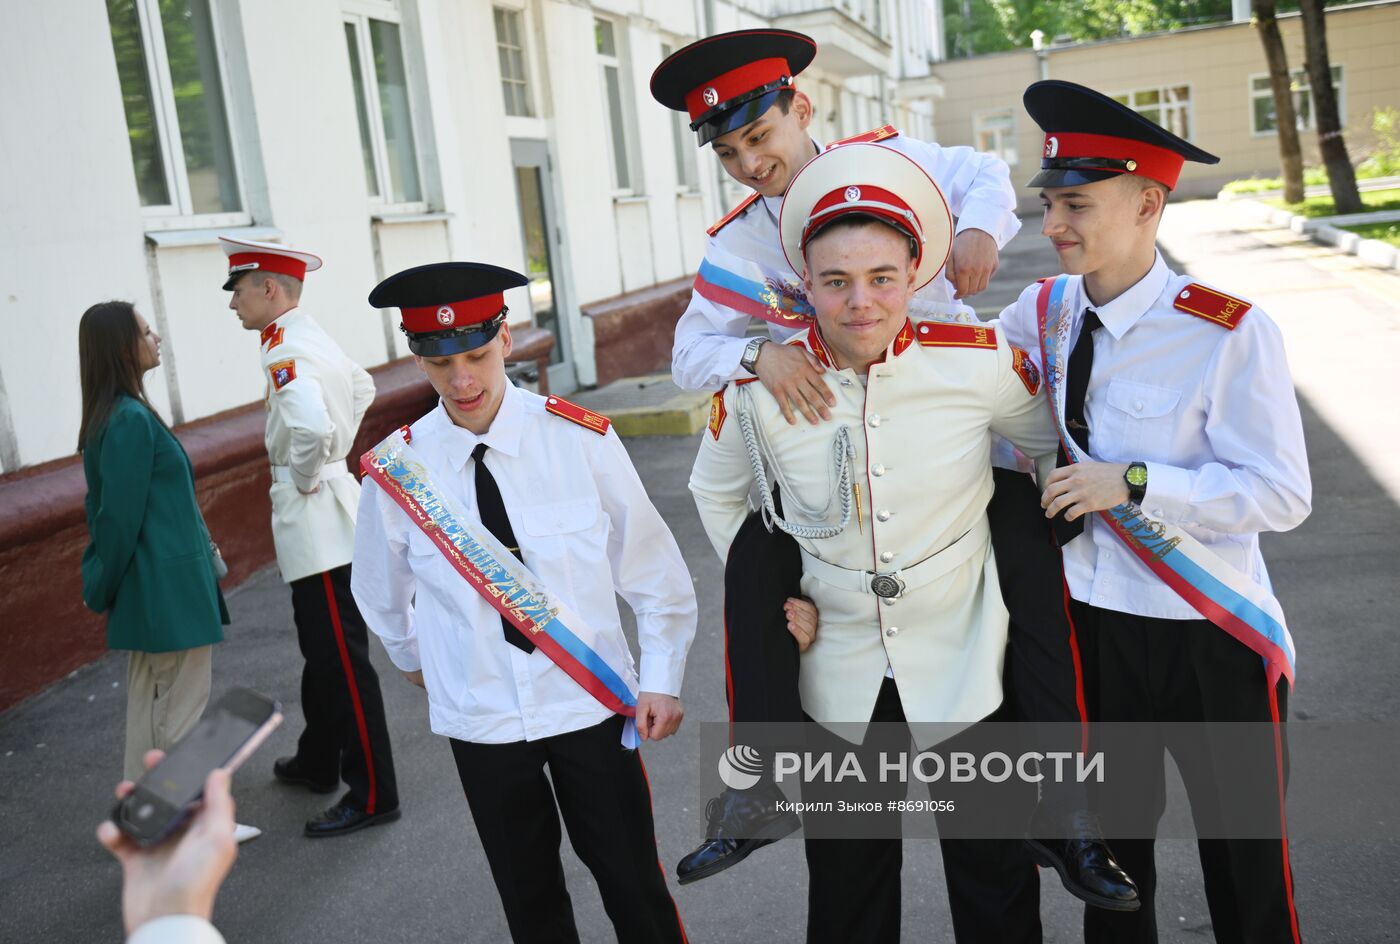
[869,572,905,599]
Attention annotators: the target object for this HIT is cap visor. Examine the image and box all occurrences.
[407,323,503,357]
[699,88,784,147]
[1027,166,1123,189]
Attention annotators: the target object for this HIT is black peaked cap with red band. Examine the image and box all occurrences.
[650,29,816,146]
[1024,80,1219,190]
[368,262,527,357]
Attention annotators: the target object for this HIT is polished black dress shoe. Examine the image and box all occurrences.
[273,756,338,794]
[675,782,801,885]
[304,801,402,838]
[1026,809,1140,911]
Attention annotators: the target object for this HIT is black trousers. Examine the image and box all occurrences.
[988,467,1092,812]
[449,715,687,944]
[289,563,398,814]
[802,679,1043,944]
[1073,602,1302,944]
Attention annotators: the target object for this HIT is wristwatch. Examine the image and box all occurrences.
[1124,461,1148,505]
[740,337,769,375]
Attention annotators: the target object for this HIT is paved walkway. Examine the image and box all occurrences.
[3,200,1397,942]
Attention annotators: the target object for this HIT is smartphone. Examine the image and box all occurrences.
[113,686,282,846]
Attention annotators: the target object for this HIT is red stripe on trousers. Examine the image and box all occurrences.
[1268,679,1303,944]
[1059,568,1090,755]
[322,572,377,814]
[637,756,691,944]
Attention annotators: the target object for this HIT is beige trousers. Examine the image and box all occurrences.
[124,646,213,781]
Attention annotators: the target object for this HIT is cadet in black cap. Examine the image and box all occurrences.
[996,80,1311,943]
[353,264,698,944]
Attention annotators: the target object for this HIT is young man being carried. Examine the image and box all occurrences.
[351,263,695,943]
[1001,81,1312,942]
[691,141,1061,942]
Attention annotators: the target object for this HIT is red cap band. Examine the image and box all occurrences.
[1042,131,1186,188]
[802,184,924,266]
[684,57,791,123]
[400,293,505,334]
[227,252,308,282]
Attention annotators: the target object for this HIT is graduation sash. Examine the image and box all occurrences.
[361,429,640,744]
[1036,276,1296,688]
[694,241,815,329]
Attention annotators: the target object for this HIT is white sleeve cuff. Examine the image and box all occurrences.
[954,213,1019,249]
[128,915,225,944]
[639,654,685,698]
[1143,461,1192,522]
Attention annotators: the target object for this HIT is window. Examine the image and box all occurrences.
[1250,66,1344,136]
[345,9,423,205]
[974,109,1018,167]
[494,7,533,118]
[662,43,700,191]
[107,0,245,223]
[1112,86,1192,140]
[595,17,634,192]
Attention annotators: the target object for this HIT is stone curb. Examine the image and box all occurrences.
[569,373,711,438]
[1228,195,1400,272]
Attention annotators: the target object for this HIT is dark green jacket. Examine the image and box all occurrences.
[81,396,228,652]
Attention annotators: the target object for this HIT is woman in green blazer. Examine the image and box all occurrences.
[79,301,229,782]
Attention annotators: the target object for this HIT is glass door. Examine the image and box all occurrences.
[510,139,575,392]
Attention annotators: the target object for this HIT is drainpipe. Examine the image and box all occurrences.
[1031,29,1048,81]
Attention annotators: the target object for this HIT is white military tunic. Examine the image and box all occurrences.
[352,386,698,744]
[259,308,375,583]
[690,320,1060,741]
[671,132,1022,391]
[996,253,1312,620]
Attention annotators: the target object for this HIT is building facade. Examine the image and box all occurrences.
[1,0,944,473]
[928,1,1400,205]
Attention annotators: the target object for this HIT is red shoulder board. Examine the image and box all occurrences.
[268,358,297,391]
[545,396,610,435]
[915,322,997,350]
[826,124,900,149]
[398,424,412,444]
[1010,347,1041,396]
[708,390,727,440]
[707,192,762,237]
[1173,283,1251,330]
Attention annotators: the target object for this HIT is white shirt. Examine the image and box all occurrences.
[671,133,1022,391]
[260,307,376,581]
[352,384,697,743]
[998,253,1312,620]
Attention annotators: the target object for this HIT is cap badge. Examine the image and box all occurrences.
[1044,136,1059,158]
[436,306,455,326]
[844,186,861,202]
[702,86,719,107]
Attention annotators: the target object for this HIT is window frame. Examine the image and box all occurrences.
[344,1,429,214]
[1248,65,1346,138]
[121,0,251,231]
[494,5,534,119]
[661,41,700,194]
[972,108,1018,168]
[1110,84,1194,143]
[594,15,639,197]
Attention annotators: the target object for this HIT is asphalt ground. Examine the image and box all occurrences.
[2,198,1398,942]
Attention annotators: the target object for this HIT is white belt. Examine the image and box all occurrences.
[799,517,989,600]
[270,463,354,484]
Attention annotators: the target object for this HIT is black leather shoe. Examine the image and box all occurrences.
[273,756,338,794]
[675,782,801,885]
[1026,809,1140,912]
[304,802,402,838]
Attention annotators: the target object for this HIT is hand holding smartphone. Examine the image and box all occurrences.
[112,687,282,847]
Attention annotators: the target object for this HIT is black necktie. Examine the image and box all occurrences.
[1051,309,1102,545]
[472,443,535,654]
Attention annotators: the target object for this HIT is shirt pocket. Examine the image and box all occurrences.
[519,499,601,537]
[1101,380,1180,460]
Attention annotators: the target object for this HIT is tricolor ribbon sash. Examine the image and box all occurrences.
[1036,275,1296,688]
[361,430,640,746]
[695,246,815,328]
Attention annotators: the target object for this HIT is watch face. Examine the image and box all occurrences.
[1126,465,1148,487]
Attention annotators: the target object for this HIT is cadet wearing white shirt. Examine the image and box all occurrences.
[352,262,694,944]
[219,236,399,838]
[999,81,1312,944]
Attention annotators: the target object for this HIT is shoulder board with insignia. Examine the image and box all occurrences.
[914,321,997,350]
[544,396,610,435]
[1173,283,1251,330]
[707,192,762,237]
[268,358,297,391]
[826,124,900,149]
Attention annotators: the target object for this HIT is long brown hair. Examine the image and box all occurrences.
[77,301,169,451]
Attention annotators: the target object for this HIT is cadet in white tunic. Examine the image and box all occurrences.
[689,142,1061,944]
[219,237,399,837]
